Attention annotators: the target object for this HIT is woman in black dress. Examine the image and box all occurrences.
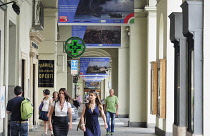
[80,90,108,136]
[48,88,72,136]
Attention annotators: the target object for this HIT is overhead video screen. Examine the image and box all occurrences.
[72,26,121,47]
[58,0,134,24]
[80,57,110,76]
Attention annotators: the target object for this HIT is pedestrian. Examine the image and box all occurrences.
[48,88,72,136]
[52,91,59,101]
[6,86,29,136]
[80,90,108,136]
[104,89,119,135]
[73,96,80,109]
[39,89,52,136]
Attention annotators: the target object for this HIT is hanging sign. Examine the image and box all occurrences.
[64,37,86,58]
[71,60,78,75]
[38,60,54,87]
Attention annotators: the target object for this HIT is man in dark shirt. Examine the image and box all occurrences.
[6,86,28,136]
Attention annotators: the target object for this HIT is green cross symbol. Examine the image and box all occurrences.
[64,37,86,58]
[67,40,83,55]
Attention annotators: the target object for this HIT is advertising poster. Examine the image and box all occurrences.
[72,26,121,47]
[58,0,134,24]
[0,86,5,119]
[80,57,110,76]
[84,82,101,92]
[38,60,54,87]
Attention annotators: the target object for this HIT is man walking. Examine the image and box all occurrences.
[105,89,119,135]
[6,86,28,136]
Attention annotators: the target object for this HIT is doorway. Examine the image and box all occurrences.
[22,59,25,97]
[33,64,36,125]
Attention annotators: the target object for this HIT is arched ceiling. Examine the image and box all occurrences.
[82,48,111,57]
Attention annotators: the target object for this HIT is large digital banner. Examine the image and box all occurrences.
[82,76,106,81]
[38,60,54,87]
[72,26,121,47]
[84,81,101,92]
[58,0,134,24]
[80,57,110,76]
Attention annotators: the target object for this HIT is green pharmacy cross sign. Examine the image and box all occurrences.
[64,37,86,58]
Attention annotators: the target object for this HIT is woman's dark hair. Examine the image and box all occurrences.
[58,88,72,102]
[14,86,22,95]
[43,89,50,95]
[88,90,102,107]
[52,91,59,99]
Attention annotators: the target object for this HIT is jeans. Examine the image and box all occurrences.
[106,111,116,133]
[10,121,28,136]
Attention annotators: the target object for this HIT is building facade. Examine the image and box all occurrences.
[0,0,209,136]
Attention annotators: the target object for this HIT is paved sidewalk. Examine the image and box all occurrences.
[29,118,156,136]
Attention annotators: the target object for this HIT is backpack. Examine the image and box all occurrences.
[20,98,33,120]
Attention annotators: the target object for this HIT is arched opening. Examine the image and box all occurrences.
[159,14,164,59]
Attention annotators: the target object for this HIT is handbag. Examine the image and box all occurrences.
[38,97,46,112]
[38,102,44,111]
[77,116,86,131]
[77,104,86,131]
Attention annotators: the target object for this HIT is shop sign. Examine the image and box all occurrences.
[38,60,54,87]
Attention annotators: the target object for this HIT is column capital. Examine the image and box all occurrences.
[44,8,58,17]
[145,6,157,17]
[134,9,148,18]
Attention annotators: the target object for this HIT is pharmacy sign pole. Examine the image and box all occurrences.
[65,37,85,98]
[64,37,86,58]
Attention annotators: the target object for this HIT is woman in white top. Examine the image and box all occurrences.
[48,88,72,136]
[39,89,52,136]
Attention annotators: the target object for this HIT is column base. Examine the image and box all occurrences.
[147,123,156,128]
[155,126,165,136]
[155,126,173,136]
[186,131,203,136]
[118,114,129,118]
[128,121,147,128]
[173,124,186,136]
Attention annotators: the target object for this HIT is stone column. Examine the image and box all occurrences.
[118,48,129,117]
[145,4,157,127]
[129,10,148,127]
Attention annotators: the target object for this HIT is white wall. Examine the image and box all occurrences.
[38,8,58,104]
[56,26,71,91]
[0,8,5,135]
[156,0,182,133]
[2,0,34,134]
[203,1,210,135]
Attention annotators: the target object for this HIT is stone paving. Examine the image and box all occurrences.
[29,105,156,136]
[29,117,156,136]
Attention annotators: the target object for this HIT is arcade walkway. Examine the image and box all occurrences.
[29,117,156,136]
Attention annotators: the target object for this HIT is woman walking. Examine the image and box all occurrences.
[80,90,108,136]
[52,91,59,101]
[39,89,52,136]
[48,88,72,136]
